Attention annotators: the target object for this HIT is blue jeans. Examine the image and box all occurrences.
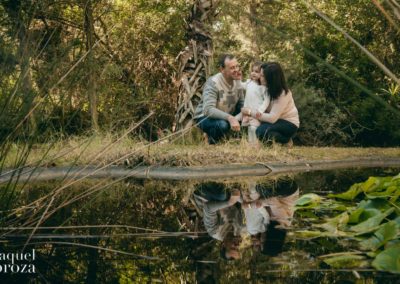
[256,119,298,144]
[195,117,230,144]
[194,182,227,201]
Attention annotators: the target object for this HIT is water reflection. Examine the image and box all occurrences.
[0,168,399,283]
[192,179,299,261]
[193,183,243,260]
[244,180,298,256]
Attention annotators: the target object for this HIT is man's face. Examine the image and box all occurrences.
[220,58,241,81]
[224,236,242,260]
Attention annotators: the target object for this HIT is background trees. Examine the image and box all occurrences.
[0,0,399,146]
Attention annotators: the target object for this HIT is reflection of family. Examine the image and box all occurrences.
[193,181,299,260]
[194,54,299,146]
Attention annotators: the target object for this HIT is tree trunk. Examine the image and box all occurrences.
[2,0,37,134]
[84,0,99,132]
[250,0,261,58]
[174,0,220,131]
[18,21,37,135]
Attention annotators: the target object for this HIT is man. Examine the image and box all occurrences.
[194,54,245,144]
[193,184,243,260]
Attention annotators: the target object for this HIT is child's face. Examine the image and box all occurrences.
[250,66,261,81]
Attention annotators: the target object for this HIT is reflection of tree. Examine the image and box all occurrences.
[1,180,198,282]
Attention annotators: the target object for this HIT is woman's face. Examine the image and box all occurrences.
[260,68,267,86]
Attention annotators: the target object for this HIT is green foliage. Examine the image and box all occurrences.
[0,0,188,141]
[322,254,369,269]
[372,244,400,274]
[294,173,400,273]
[217,0,400,146]
[295,193,322,207]
[329,175,400,200]
[0,0,400,146]
[359,221,398,251]
[291,83,351,145]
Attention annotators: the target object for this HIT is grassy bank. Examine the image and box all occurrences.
[2,134,400,169]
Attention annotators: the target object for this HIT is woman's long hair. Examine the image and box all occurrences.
[261,62,289,100]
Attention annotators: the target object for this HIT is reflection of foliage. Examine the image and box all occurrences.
[0,179,196,282]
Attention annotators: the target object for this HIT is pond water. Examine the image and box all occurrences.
[0,168,399,283]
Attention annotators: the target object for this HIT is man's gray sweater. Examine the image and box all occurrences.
[194,73,245,120]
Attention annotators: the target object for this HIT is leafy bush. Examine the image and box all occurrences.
[291,83,352,146]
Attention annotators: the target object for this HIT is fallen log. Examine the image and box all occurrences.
[0,157,399,184]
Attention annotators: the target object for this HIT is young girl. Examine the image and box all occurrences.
[237,62,270,145]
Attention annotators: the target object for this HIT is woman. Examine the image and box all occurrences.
[242,62,299,144]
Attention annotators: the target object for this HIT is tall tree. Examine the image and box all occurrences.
[83,0,99,132]
[249,0,261,58]
[2,0,37,133]
[174,0,219,130]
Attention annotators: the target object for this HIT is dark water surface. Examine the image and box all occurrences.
[0,168,399,283]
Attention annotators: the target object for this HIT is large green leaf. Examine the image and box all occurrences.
[329,176,396,201]
[316,212,349,233]
[361,176,392,193]
[392,173,400,181]
[358,199,392,212]
[350,208,395,233]
[348,207,388,226]
[328,183,362,200]
[322,254,369,268]
[365,186,399,199]
[359,221,399,251]
[294,230,349,239]
[359,208,382,222]
[295,193,323,209]
[372,244,400,274]
[348,207,364,224]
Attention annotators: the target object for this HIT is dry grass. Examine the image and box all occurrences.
[2,133,400,169]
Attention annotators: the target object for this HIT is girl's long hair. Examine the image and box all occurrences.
[261,62,289,100]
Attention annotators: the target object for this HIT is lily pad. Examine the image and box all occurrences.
[350,208,395,233]
[348,208,364,224]
[358,199,392,212]
[322,254,369,268]
[361,177,392,193]
[295,193,323,208]
[295,230,350,239]
[359,221,399,251]
[372,244,400,274]
[316,212,349,233]
[328,183,363,200]
[365,186,399,199]
[329,176,396,201]
[393,173,400,180]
